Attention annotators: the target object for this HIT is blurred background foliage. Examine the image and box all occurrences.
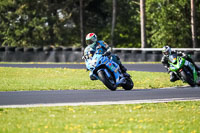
[0,0,199,48]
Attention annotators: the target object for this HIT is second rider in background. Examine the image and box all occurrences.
[161,45,200,82]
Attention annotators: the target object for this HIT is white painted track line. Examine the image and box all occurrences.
[1,97,200,108]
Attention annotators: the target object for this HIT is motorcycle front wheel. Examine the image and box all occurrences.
[122,77,134,90]
[180,69,195,87]
[98,70,117,91]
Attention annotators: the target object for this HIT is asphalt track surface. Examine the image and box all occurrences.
[0,63,167,72]
[0,87,200,108]
[0,63,200,108]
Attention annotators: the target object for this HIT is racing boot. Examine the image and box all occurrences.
[187,58,200,73]
[193,64,200,76]
[119,64,130,77]
[195,65,200,76]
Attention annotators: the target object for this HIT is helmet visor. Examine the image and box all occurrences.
[163,51,169,55]
[86,40,94,45]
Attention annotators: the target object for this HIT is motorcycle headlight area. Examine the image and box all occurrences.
[89,59,98,66]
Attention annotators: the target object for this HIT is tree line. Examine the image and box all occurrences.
[0,0,199,48]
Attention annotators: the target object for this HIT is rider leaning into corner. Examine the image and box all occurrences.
[161,45,200,82]
[83,33,130,80]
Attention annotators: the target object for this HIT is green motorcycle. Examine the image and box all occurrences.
[168,54,200,87]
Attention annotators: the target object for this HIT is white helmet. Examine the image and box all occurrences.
[162,46,171,56]
[86,33,97,45]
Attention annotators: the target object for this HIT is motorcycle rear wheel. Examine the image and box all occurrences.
[98,70,117,91]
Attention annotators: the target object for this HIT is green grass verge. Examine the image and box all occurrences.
[0,67,186,91]
[0,101,199,132]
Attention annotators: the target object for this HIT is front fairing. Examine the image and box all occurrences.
[85,52,121,84]
[169,55,185,72]
[85,54,102,70]
[85,47,106,70]
[169,54,177,64]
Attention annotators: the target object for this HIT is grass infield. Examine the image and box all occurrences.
[0,101,199,132]
[0,67,186,91]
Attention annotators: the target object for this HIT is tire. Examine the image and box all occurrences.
[180,70,195,87]
[98,70,117,91]
[122,78,134,90]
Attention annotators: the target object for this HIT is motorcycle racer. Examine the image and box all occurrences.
[161,45,200,82]
[83,33,129,80]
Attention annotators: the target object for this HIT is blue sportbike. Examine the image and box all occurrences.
[83,47,134,91]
